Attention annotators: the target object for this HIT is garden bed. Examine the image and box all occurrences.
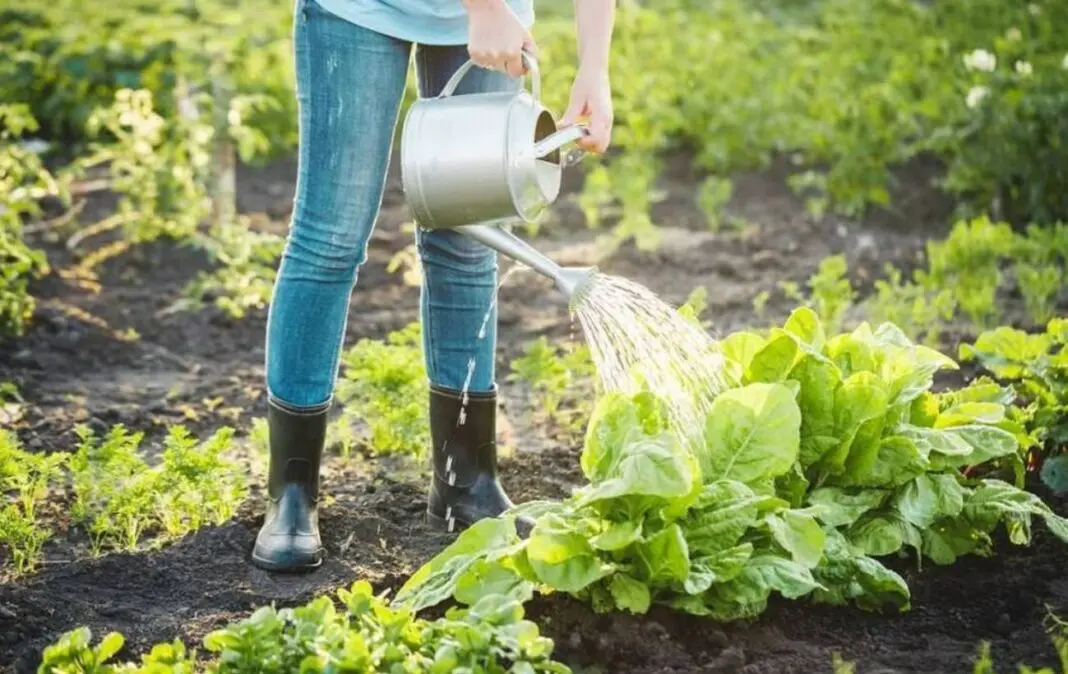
[0,151,1064,674]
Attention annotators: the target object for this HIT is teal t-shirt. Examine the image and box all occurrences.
[316,0,535,46]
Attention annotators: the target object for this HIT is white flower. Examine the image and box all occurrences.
[964,49,997,72]
[1029,3,1041,15]
[966,86,988,109]
[1007,28,1022,42]
[1015,60,1033,76]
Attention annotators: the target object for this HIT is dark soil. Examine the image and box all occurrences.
[1,150,1065,674]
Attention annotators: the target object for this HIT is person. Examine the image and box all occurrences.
[251,0,615,572]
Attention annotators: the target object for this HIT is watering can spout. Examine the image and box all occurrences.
[454,222,598,309]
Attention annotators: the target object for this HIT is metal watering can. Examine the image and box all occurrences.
[399,52,597,301]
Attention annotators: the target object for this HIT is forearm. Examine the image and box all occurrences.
[573,0,615,70]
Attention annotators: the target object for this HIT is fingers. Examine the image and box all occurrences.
[573,111,611,154]
[468,48,503,72]
[504,53,526,78]
[579,123,610,154]
[558,98,586,128]
[470,34,537,77]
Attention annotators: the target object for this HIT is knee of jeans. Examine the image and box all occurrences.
[417,228,497,275]
[282,214,369,281]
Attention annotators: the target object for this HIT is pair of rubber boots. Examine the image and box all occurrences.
[251,385,512,572]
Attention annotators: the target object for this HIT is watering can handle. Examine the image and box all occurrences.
[532,123,589,165]
[438,50,541,101]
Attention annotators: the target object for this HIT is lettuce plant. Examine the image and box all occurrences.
[394,309,1068,621]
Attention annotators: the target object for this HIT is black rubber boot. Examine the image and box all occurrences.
[251,400,326,572]
[427,385,532,536]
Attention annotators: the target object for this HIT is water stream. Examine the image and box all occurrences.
[454,262,726,455]
[571,272,727,452]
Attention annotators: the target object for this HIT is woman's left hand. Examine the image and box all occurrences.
[559,63,613,154]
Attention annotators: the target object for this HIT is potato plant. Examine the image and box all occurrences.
[0,104,63,338]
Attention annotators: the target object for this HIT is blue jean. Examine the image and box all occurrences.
[265,0,519,411]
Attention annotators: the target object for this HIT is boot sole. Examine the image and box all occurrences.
[250,549,323,573]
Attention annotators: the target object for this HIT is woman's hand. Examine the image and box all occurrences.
[559,63,613,154]
[464,0,537,78]
[559,0,615,153]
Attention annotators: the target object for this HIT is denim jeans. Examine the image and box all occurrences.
[265,0,519,411]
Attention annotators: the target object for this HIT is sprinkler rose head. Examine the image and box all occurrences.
[559,266,599,312]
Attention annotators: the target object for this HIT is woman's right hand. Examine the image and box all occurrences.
[463,0,537,78]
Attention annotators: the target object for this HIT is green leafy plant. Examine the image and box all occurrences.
[1014,262,1064,326]
[0,104,63,337]
[39,581,571,673]
[509,337,596,440]
[333,322,430,458]
[394,309,1068,622]
[934,37,1068,226]
[868,265,957,347]
[779,255,857,335]
[0,429,65,575]
[696,175,736,232]
[69,423,247,555]
[960,318,1068,494]
[867,217,1067,341]
[180,216,285,320]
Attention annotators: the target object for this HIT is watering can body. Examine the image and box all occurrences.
[399,55,586,230]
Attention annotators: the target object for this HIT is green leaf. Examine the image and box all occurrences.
[894,473,965,529]
[393,517,521,611]
[590,519,642,552]
[818,372,888,475]
[783,306,826,352]
[825,329,878,376]
[97,632,125,661]
[721,332,766,372]
[527,514,615,593]
[746,332,801,383]
[454,560,533,606]
[881,343,957,406]
[765,510,826,568]
[702,383,802,485]
[681,480,760,554]
[934,402,1005,428]
[731,554,823,601]
[576,432,694,519]
[635,523,690,584]
[608,573,651,614]
[964,480,1068,545]
[682,543,753,594]
[790,355,842,467]
[812,530,910,612]
[581,391,670,484]
[806,487,888,527]
[847,514,904,556]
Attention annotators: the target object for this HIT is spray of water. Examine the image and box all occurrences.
[571,272,728,452]
[457,265,523,426]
